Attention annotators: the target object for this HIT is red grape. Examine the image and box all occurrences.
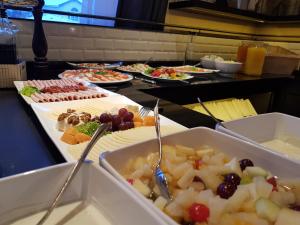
[123,112,134,122]
[289,204,300,211]
[118,108,128,118]
[111,115,121,131]
[99,113,112,123]
[125,121,134,129]
[118,123,128,131]
[217,182,237,199]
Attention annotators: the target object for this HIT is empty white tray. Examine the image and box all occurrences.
[216,112,300,163]
[0,162,166,225]
[100,127,300,225]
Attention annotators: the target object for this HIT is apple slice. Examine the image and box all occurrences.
[275,208,300,225]
[256,197,280,222]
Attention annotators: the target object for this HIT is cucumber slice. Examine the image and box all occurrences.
[256,197,280,222]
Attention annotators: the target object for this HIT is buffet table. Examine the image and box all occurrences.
[0,63,294,178]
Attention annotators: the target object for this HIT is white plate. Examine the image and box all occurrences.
[58,73,134,84]
[13,81,118,105]
[170,65,219,74]
[100,127,300,225]
[117,64,153,74]
[31,95,187,162]
[68,125,187,161]
[67,62,121,70]
[141,72,193,82]
[0,163,166,225]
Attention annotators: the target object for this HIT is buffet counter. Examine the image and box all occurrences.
[0,63,294,178]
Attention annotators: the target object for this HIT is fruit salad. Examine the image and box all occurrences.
[122,144,300,225]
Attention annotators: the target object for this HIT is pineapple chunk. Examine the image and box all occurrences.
[208,196,229,224]
[154,196,168,210]
[196,148,215,158]
[132,179,151,197]
[208,153,227,166]
[171,162,193,179]
[165,201,184,218]
[175,144,195,156]
[133,157,147,170]
[195,189,214,206]
[196,167,223,192]
[220,212,269,225]
[174,188,197,208]
[227,185,250,212]
[177,168,195,189]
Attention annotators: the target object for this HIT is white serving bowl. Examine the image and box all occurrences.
[0,162,166,225]
[216,112,300,163]
[100,127,300,225]
[215,60,242,73]
[201,58,216,69]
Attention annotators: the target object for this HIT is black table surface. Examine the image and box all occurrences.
[0,67,295,178]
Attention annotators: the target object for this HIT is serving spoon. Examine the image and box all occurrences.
[36,123,110,225]
[153,99,171,200]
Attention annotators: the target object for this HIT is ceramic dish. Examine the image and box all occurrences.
[0,162,166,225]
[31,95,186,162]
[216,112,300,163]
[14,80,117,105]
[170,65,219,74]
[58,69,133,84]
[117,64,153,73]
[100,127,300,225]
[215,60,242,73]
[67,62,121,70]
[142,68,193,82]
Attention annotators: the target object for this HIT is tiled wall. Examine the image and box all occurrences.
[14,20,300,62]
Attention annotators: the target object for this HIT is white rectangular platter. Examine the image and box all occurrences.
[31,95,187,162]
[14,80,118,105]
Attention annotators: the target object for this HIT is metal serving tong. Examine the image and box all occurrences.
[36,123,110,225]
[197,97,226,128]
[153,99,171,200]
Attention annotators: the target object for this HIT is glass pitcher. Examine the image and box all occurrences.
[0,8,19,64]
[243,42,266,76]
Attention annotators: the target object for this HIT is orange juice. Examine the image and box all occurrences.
[237,44,248,63]
[244,46,266,76]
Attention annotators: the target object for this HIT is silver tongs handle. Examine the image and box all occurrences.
[197,97,226,128]
[154,99,162,166]
[36,123,110,225]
